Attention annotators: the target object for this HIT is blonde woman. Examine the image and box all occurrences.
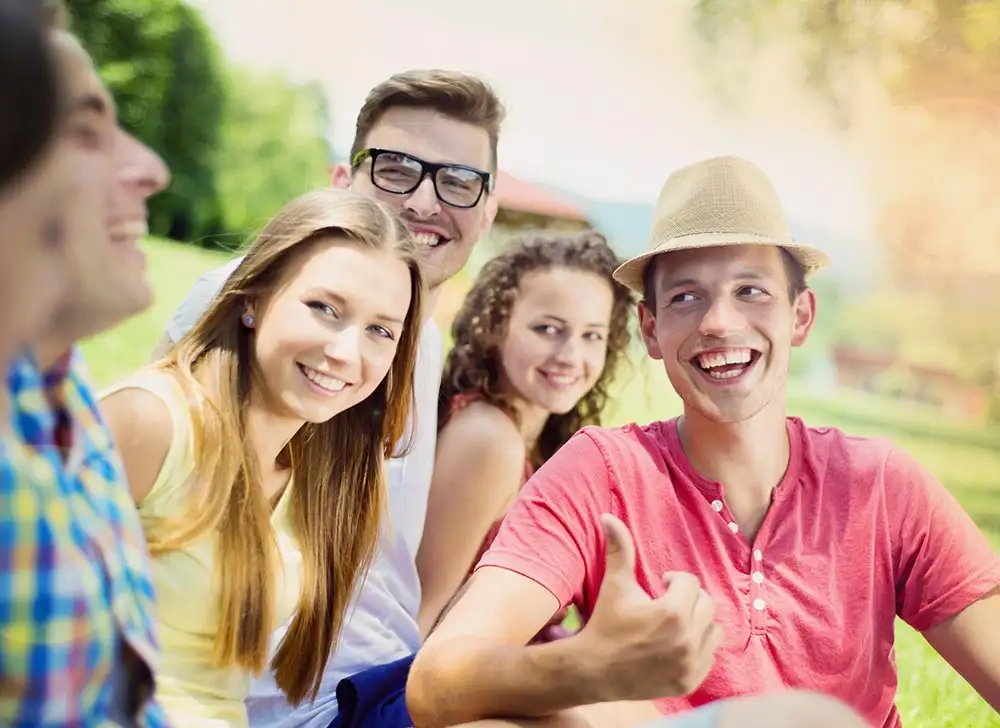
[99,188,424,727]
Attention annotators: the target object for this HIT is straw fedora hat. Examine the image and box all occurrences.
[612,155,830,293]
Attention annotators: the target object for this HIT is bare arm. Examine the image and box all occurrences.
[408,567,604,727]
[406,517,720,728]
[416,404,527,637]
[924,586,1000,713]
[99,385,174,504]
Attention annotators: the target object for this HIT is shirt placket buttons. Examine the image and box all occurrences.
[751,549,766,630]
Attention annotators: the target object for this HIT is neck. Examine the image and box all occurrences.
[678,400,790,499]
[510,397,549,454]
[35,336,74,373]
[423,285,442,324]
[245,398,303,498]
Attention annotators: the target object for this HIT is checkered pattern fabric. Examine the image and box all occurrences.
[0,350,169,727]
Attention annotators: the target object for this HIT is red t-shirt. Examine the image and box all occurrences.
[476,417,1000,728]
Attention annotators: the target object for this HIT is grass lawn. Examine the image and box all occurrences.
[83,238,1000,728]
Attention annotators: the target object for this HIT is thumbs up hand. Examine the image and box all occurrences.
[575,514,721,702]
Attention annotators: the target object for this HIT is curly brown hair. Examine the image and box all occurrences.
[440,230,635,466]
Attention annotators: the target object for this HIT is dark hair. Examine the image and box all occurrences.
[351,70,505,173]
[0,0,61,191]
[642,246,808,306]
[440,230,634,466]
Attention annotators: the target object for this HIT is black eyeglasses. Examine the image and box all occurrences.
[351,148,494,209]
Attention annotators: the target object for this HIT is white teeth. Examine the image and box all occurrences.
[706,368,745,380]
[412,232,441,247]
[301,365,346,393]
[542,372,578,387]
[111,221,149,239]
[696,348,753,370]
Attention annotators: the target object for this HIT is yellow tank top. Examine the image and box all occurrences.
[102,370,302,728]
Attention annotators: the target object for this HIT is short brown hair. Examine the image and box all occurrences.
[350,69,505,172]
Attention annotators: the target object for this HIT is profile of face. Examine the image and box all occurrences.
[333,107,497,291]
[246,235,414,425]
[50,32,170,339]
[499,267,614,416]
[638,244,816,424]
[0,138,74,365]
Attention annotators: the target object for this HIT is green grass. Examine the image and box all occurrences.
[83,238,1000,727]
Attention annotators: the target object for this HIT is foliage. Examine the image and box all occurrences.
[63,0,333,248]
[691,0,1000,388]
[214,69,333,246]
[65,0,227,242]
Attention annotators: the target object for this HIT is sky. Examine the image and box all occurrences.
[189,0,876,241]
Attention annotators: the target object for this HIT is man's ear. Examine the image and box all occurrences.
[331,162,352,189]
[790,288,817,348]
[637,299,663,360]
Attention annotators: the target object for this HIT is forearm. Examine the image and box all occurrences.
[406,633,604,727]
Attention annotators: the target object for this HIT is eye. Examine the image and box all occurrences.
[368,324,395,341]
[738,286,768,297]
[583,331,605,342]
[669,292,698,305]
[532,324,559,336]
[307,301,338,318]
[68,123,102,149]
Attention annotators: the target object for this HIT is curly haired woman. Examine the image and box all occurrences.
[416,230,633,639]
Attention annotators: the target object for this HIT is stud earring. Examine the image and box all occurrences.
[243,314,255,327]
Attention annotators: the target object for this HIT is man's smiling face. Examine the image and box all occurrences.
[638,244,817,424]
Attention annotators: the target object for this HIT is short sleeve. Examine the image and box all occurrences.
[165,257,243,343]
[474,429,610,610]
[889,447,1000,631]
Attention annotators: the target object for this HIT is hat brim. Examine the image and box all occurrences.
[611,233,831,294]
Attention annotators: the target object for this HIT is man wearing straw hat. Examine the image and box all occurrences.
[405,156,1000,728]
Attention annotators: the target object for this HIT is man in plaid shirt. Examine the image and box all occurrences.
[0,2,171,725]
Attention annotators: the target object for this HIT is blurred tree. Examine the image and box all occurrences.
[214,69,332,244]
[64,0,226,243]
[692,0,1000,390]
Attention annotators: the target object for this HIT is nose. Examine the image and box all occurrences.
[324,324,363,378]
[404,175,441,217]
[116,130,171,198]
[552,334,584,367]
[698,295,745,339]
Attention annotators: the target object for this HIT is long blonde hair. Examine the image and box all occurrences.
[148,188,424,704]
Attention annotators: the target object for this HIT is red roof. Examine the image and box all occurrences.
[494,171,588,222]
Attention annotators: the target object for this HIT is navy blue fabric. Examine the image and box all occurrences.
[329,654,416,728]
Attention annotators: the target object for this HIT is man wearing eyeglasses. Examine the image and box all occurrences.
[150,70,504,728]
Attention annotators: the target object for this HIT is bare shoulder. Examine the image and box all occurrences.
[439,400,527,465]
[100,377,174,441]
[99,373,177,502]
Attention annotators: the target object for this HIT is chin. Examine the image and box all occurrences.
[536,393,584,417]
[120,284,154,319]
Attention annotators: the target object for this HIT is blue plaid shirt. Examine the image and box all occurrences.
[0,350,169,727]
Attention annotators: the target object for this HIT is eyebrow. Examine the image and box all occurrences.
[318,288,405,326]
[69,91,110,117]
[538,314,609,328]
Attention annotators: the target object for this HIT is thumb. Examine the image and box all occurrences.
[600,513,638,585]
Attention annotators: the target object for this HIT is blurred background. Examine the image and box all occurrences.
[68,1,998,726]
